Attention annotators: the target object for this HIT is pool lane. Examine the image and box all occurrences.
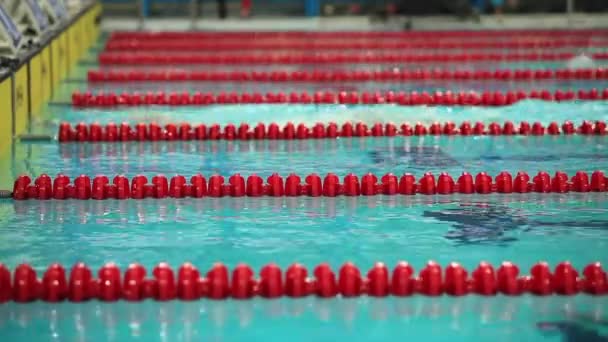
[1,195,607,272]
[0,296,606,342]
[12,136,608,181]
[81,80,608,94]
[43,102,608,128]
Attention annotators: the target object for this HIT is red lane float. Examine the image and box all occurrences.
[12,170,608,200]
[57,120,608,142]
[98,52,608,65]
[87,68,608,83]
[108,29,608,40]
[0,261,605,303]
[71,89,608,107]
[104,40,608,51]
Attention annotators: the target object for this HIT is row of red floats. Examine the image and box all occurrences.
[12,171,608,200]
[104,40,608,51]
[98,52,608,65]
[108,29,608,40]
[1,260,606,302]
[87,68,608,83]
[71,89,608,107]
[57,121,608,143]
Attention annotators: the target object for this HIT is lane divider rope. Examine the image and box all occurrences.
[71,89,608,107]
[103,40,608,51]
[58,121,608,142]
[87,68,608,83]
[108,29,608,40]
[12,170,608,200]
[98,52,608,65]
[1,261,606,302]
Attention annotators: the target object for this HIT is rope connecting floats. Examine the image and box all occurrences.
[98,52,608,65]
[0,261,606,303]
[57,121,607,142]
[71,89,608,107]
[12,171,608,200]
[87,68,608,83]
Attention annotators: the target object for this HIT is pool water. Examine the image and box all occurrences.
[1,35,608,341]
[0,296,606,342]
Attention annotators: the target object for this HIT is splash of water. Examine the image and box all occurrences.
[566,55,596,69]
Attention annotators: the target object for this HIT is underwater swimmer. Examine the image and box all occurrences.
[537,321,608,342]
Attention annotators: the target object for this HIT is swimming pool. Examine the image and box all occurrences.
[1,30,608,341]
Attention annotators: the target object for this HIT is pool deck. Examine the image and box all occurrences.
[101,13,608,32]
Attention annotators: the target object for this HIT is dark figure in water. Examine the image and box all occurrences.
[218,0,227,19]
[423,203,608,246]
[537,321,608,342]
[423,203,528,246]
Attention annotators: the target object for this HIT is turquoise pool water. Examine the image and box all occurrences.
[1,102,608,341]
[0,297,606,341]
